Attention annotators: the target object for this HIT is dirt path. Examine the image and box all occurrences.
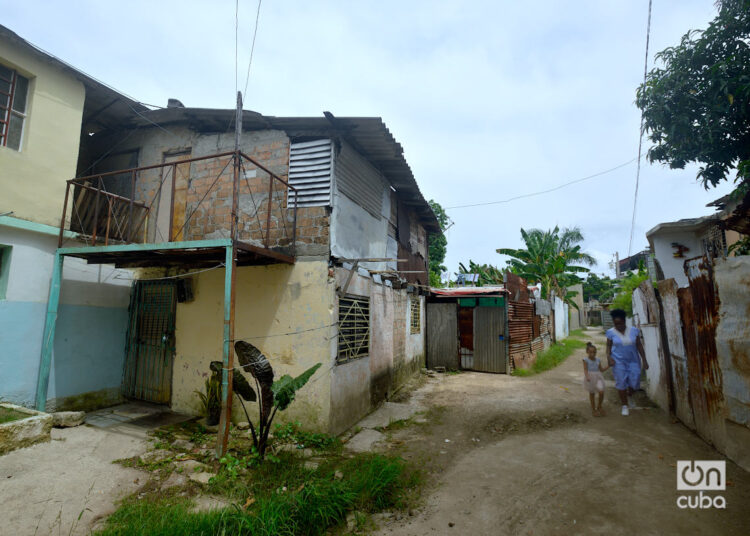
[376,328,750,536]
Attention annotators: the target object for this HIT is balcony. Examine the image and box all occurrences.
[57,150,298,267]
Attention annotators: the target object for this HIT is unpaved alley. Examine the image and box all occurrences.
[374,328,750,536]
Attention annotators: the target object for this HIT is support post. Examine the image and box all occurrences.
[217,91,242,457]
[35,251,64,411]
[216,244,237,456]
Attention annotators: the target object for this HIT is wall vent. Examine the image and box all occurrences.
[288,139,333,207]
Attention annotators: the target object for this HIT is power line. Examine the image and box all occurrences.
[243,0,263,98]
[628,0,654,257]
[444,156,639,210]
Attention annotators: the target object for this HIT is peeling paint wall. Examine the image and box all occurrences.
[172,260,334,431]
[329,266,424,434]
[632,282,668,410]
[650,231,703,287]
[713,257,750,470]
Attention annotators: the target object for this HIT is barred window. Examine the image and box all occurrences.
[410,297,421,334]
[337,295,370,364]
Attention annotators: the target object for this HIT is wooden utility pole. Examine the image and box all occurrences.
[217,91,242,457]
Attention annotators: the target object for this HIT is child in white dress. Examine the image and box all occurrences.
[583,342,609,416]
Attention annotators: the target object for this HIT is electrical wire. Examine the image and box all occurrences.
[243,0,263,98]
[112,263,226,282]
[627,0,654,257]
[444,156,640,210]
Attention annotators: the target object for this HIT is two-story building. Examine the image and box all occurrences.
[0,25,140,411]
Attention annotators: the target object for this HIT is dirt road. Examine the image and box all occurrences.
[376,328,750,536]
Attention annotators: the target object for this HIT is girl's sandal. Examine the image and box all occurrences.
[598,408,606,416]
[592,409,601,417]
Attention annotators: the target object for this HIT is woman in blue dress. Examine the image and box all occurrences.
[606,309,648,416]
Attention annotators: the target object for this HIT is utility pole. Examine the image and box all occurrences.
[217,91,242,457]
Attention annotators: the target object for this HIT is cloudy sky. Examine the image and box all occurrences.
[3,0,736,276]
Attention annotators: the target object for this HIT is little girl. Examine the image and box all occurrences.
[583,342,609,416]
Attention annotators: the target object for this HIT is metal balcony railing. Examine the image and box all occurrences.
[59,151,298,257]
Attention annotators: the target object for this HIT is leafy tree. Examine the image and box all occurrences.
[582,273,618,303]
[457,260,504,286]
[636,0,750,189]
[428,200,449,286]
[497,226,595,308]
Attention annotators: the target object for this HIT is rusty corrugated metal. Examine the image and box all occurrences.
[682,257,724,447]
[658,279,695,429]
[505,272,530,302]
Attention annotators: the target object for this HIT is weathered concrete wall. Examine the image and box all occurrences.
[0,38,85,227]
[713,257,750,470]
[172,260,334,431]
[650,231,702,288]
[329,265,424,434]
[553,297,568,340]
[632,282,669,410]
[0,221,130,410]
[568,283,583,331]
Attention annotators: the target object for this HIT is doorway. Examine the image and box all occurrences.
[122,280,177,404]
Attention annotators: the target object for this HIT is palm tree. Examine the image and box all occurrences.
[496,226,595,308]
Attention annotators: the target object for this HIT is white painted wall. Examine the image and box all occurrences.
[554,297,569,340]
[650,231,702,288]
[632,286,667,409]
[330,187,390,271]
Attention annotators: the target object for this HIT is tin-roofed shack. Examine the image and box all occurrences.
[426,273,553,374]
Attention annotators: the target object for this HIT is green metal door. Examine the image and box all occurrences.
[123,280,177,404]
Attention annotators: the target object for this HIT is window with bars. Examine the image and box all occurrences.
[0,64,30,151]
[410,297,421,334]
[337,295,370,364]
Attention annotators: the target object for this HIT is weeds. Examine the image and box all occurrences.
[95,454,421,536]
[273,421,340,451]
[512,336,587,376]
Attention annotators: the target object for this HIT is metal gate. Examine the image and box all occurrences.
[473,306,507,373]
[122,280,177,404]
[426,302,458,369]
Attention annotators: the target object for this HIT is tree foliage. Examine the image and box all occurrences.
[636,0,750,188]
[457,260,504,286]
[582,273,618,303]
[496,226,595,308]
[427,200,449,286]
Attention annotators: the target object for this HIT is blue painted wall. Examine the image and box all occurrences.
[0,301,128,408]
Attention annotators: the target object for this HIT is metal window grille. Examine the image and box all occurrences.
[0,64,29,151]
[410,297,421,334]
[337,295,370,364]
[701,225,727,259]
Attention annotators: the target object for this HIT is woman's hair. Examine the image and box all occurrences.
[610,308,627,320]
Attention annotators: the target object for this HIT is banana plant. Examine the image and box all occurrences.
[233,341,321,459]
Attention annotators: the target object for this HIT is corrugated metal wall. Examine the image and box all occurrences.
[473,306,507,373]
[426,302,458,369]
[334,142,384,218]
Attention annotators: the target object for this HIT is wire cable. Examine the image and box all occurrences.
[444,156,639,210]
[628,0,654,257]
[243,0,263,98]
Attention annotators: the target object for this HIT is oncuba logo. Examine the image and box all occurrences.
[676,460,726,509]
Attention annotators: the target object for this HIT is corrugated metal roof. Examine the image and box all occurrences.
[431,286,509,296]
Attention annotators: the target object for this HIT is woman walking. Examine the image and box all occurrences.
[606,309,648,416]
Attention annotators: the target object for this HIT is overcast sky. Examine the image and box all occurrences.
[3,0,736,277]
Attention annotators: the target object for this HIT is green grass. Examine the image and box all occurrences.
[96,453,421,536]
[0,407,28,424]
[512,333,588,376]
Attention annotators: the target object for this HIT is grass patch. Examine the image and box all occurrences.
[0,407,28,424]
[569,328,586,338]
[95,453,421,536]
[512,337,588,376]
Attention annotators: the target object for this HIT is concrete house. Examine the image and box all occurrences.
[0,25,140,410]
[32,90,440,435]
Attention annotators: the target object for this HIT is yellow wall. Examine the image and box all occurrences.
[172,260,335,431]
[0,39,85,227]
